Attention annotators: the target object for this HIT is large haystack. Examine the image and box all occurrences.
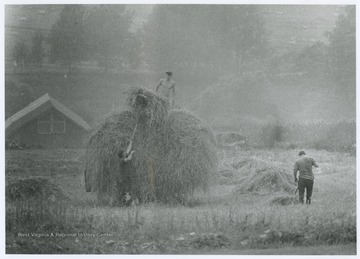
[85,88,218,204]
[235,158,295,194]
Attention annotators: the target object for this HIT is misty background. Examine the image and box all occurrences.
[5,5,355,131]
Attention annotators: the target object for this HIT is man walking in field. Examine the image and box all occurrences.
[294,151,319,204]
[155,71,176,105]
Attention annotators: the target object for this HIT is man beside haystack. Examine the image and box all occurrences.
[117,146,135,206]
[294,151,319,204]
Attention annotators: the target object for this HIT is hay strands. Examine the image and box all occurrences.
[126,120,138,155]
[85,88,218,204]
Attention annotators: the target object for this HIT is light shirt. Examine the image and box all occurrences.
[294,156,318,180]
[156,78,175,100]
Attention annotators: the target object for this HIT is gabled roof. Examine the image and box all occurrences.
[6,93,91,136]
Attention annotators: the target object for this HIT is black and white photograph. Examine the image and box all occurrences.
[3,1,357,255]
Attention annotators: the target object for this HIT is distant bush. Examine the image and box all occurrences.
[214,119,355,153]
[259,123,285,148]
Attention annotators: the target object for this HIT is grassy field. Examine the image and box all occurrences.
[5,147,356,254]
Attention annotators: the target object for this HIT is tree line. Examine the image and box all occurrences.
[11,5,355,114]
[11,5,269,75]
[12,5,135,73]
[12,5,354,75]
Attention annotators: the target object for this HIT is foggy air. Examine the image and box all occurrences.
[5,4,356,255]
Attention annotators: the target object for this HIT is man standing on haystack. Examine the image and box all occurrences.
[294,151,319,204]
[155,71,176,105]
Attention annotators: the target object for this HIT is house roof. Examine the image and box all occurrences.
[6,93,91,136]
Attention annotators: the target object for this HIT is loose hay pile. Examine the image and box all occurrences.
[6,177,68,202]
[235,158,295,194]
[85,88,218,204]
[267,193,298,206]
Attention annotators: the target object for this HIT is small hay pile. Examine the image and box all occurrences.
[267,193,298,206]
[6,177,68,202]
[85,88,218,204]
[235,158,295,194]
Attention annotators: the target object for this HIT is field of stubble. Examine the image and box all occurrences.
[5,148,356,254]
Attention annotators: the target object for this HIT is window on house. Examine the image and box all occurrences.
[37,111,66,134]
[38,113,52,134]
[52,111,65,133]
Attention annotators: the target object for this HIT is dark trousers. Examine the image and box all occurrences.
[298,178,314,204]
